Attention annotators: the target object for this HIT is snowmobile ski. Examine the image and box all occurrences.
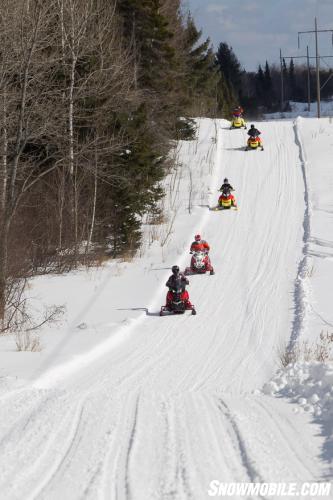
[209,206,238,212]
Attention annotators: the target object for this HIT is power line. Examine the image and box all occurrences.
[279,49,333,112]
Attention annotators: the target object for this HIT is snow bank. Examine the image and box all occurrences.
[263,362,333,418]
[265,116,333,452]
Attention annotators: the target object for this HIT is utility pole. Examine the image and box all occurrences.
[315,18,320,118]
[280,49,284,111]
[298,18,333,118]
[306,46,311,112]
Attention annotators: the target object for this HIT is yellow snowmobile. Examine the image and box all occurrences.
[245,136,264,151]
[230,116,247,129]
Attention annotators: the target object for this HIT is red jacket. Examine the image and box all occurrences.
[190,240,210,253]
[233,106,244,117]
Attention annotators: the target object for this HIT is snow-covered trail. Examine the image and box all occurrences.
[0,120,328,499]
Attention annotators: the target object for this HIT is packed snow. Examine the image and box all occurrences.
[1,112,333,499]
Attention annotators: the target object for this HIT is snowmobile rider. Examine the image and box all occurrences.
[218,178,237,208]
[232,106,244,117]
[165,265,192,309]
[190,234,210,254]
[219,178,234,194]
[247,124,261,138]
[189,235,214,273]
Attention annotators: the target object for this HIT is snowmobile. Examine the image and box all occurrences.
[160,283,196,316]
[245,136,264,151]
[211,191,238,211]
[230,116,247,129]
[184,251,215,275]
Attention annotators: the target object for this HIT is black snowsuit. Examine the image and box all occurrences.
[166,273,189,291]
[247,127,261,138]
[219,182,234,194]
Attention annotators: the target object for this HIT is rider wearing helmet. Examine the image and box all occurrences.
[218,178,237,208]
[165,265,192,309]
[189,235,214,273]
[190,234,210,253]
[247,124,263,149]
[231,106,246,129]
[232,106,244,117]
[247,124,261,138]
[166,265,187,285]
[219,178,234,194]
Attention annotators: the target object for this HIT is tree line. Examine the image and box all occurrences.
[215,42,333,115]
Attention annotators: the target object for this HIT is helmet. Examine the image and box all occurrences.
[223,178,228,183]
[194,234,201,241]
[251,124,255,128]
[171,265,179,275]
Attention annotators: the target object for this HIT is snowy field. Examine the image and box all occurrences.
[1,114,333,499]
[265,99,333,119]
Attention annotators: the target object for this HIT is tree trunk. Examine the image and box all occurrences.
[0,88,8,322]
[0,223,9,322]
[86,148,98,254]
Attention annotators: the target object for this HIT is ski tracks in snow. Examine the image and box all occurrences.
[0,119,328,499]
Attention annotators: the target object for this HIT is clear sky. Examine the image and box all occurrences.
[185,0,333,71]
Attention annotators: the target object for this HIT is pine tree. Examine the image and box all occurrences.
[263,62,271,90]
[117,0,176,91]
[215,42,242,103]
[105,0,175,253]
[289,58,296,101]
[255,64,265,104]
[262,61,275,108]
[182,15,220,116]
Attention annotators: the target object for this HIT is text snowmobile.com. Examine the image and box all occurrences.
[207,481,332,497]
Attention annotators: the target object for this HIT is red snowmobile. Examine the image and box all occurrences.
[185,251,214,275]
[160,278,196,316]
